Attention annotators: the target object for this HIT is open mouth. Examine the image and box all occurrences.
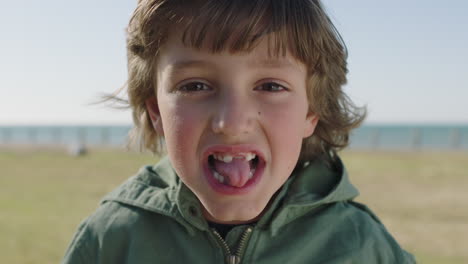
[203,147,266,194]
[208,153,259,184]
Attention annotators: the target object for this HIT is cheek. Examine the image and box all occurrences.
[160,104,202,161]
[264,99,308,137]
[263,103,309,169]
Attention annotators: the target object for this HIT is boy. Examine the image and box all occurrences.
[63,0,416,263]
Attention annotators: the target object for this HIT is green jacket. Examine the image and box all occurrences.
[62,157,416,264]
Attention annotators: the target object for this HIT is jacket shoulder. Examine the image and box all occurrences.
[330,201,416,263]
[62,200,180,264]
[61,201,140,263]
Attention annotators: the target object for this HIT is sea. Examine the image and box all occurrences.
[0,124,467,150]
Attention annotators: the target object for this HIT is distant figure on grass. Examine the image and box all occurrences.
[63,0,416,263]
[68,143,87,157]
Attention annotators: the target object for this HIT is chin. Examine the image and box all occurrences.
[202,200,266,224]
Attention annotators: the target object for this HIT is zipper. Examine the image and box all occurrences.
[212,226,253,264]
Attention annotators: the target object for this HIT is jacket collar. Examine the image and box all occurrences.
[266,157,359,235]
[101,155,359,236]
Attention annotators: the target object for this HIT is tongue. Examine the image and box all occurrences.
[213,158,251,187]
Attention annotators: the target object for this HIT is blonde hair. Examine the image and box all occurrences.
[111,0,365,164]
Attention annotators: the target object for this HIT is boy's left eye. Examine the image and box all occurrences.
[178,81,211,92]
[254,82,288,92]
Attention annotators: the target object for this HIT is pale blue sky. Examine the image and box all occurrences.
[1,0,467,125]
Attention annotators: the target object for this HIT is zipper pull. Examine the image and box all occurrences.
[212,226,253,264]
[226,255,241,264]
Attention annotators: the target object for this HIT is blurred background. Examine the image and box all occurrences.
[0,0,467,263]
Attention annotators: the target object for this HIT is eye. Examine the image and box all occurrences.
[178,82,211,92]
[254,82,288,92]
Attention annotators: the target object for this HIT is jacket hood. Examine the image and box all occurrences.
[101,155,359,235]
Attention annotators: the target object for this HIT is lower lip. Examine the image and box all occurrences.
[203,160,265,195]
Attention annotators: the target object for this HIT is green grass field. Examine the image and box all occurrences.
[1,147,467,263]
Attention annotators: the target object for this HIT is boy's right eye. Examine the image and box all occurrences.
[177,82,211,92]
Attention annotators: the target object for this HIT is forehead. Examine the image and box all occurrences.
[157,29,306,74]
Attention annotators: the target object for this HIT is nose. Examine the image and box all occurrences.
[211,93,255,137]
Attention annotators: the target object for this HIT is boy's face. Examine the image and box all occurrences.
[148,31,318,224]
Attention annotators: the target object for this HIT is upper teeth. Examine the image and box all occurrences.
[213,152,256,163]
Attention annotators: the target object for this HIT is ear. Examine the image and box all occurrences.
[145,97,164,136]
[303,112,319,138]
